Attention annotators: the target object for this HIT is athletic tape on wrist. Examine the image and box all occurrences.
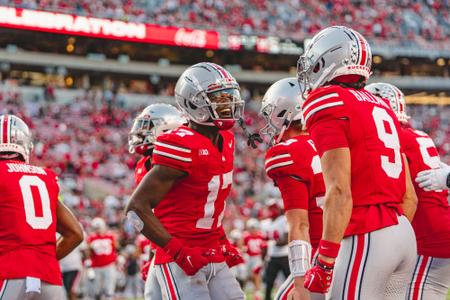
[288,240,312,277]
[126,210,144,232]
[318,240,340,258]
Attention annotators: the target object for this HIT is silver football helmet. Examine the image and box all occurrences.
[365,82,409,123]
[0,114,33,163]
[128,103,186,154]
[260,78,303,145]
[297,26,372,95]
[175,62,244,130]
[91,217,107,233]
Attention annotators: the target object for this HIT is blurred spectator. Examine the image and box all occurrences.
[4,0,449,48]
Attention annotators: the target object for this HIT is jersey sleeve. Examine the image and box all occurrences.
[264,146,295,180]
[302,87,350,156]
[152,131,194,175]
[276,175,309,211]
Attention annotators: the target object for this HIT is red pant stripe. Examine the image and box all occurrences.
[280,280,294,300]
[347,234,366,300]
[275,275,294,300]
[0,279,7,300]
[411,256,431,300]
[162,264,178,300]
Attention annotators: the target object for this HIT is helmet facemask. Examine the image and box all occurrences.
[206,88,244,130]
[297,55,311,98]
[175,63,244,131]
[128,116,156,155]
[185,86,244,130]
[260,100,296,146]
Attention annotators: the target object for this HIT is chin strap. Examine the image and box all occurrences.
[238,118,263,149]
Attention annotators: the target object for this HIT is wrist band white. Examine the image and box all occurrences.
[288,240,312,277]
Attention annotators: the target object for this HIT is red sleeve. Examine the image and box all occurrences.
[276,175,309,211]
[152,132,193,175]
[310,119,349,156]
[302,86,350,156]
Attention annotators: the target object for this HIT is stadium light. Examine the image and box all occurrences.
[66,44,75,53]
[65,76,73,87]
[436,58,445,67]
[373,55,383,64]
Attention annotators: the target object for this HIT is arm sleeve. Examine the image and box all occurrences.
[151,134,193,175]
[276,175,310,211]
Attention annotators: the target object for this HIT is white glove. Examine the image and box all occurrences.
[415,162,450,191]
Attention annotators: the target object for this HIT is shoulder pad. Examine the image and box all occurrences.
[152,127,195,173]
[302,86,346,129]
[265,142,296,178]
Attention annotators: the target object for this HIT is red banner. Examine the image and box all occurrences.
[0,6,220,49]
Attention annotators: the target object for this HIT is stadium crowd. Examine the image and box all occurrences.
[3,0,449,47]
[0,80,449,299]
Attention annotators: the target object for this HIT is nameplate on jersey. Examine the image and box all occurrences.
[6,163,47,175]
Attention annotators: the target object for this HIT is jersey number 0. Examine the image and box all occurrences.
[19,175,53,230]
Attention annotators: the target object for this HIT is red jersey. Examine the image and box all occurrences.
[244,233,267,256]
[265,135,324,249]
[134,156,152,185]
[302,85,405,236]
[0,160,62,285]
[400,125,450,257]
[87,232,117,267]
[151,126,234,264]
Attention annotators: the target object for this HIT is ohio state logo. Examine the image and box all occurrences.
[175,28,207,48]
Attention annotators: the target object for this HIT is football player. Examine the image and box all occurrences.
[259,78,324,300]
[0,114,83,299]
[243,218,266,300]
[298,26,418,299]
[126,62,245,300]
[366,82,450,300]
[129,103,186,186]
[128,103,186,300]
[86,217,118,300]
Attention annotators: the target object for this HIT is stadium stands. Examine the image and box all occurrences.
[5,0,449,47]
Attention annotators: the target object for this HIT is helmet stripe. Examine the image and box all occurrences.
[214,64,231,79]
[2,115,8,143]
[207,63,228,79]
[355,32,368,66]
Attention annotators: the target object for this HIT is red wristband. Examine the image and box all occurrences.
[318,240,341,258]
[163,238,182,258]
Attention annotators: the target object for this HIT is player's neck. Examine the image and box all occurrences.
[189,122,221,146]
[282,128,307,141]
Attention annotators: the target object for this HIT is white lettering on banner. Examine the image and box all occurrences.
[0,7,146,39]
[175,28,207,48]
